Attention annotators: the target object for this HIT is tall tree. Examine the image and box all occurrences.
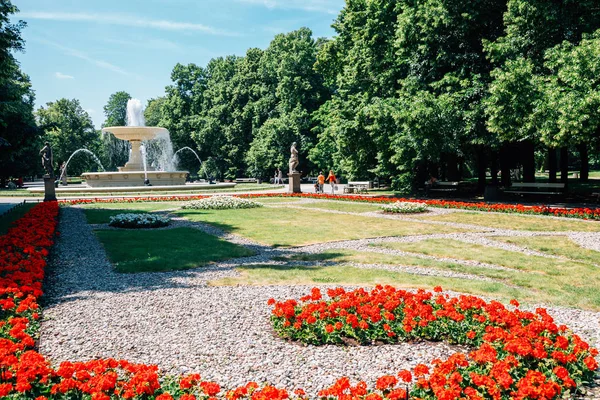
[161,63,206,173]
[0,0,41,186]
[246,28,329,178]
[36,99,102,176]
[100,91,131,171]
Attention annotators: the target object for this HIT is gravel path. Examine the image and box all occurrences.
[41,205,600,398]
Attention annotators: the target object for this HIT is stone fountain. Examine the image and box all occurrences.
[81,100,188,187]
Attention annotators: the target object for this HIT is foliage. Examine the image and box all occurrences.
[100,91,131,170]
[36,98,102,176]
[0,1,41,184]
[108,213,170,228]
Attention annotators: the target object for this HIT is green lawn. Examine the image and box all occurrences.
[95,227,255,273]
[175,207,476,247]
[421,211,600,232]
[493,235,600,266]
[209,264,523,302]
[290,200,382,213]
[0,203,36,235]
[255,197,304,204]
[374,239,600,310]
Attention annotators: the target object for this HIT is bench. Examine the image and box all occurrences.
[235,178,257,183]
[344,181,370,194]
[425,181,459,196]
[505,183,566,196]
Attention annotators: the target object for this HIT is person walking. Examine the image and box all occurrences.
[277,168,283,184]
[317,171,325,193]
[274,169,279,184]
[327,170,337,194]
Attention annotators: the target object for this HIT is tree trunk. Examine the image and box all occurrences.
[521,140,536,182]
[500,145,511,187]
[578,143,589,182]
[560,146,569,185]
[477,147,487,191]
[490,151,499,185]
[445,153,459,182]
[548,148,557,183]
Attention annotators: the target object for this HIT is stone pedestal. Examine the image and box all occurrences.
[288,172,301,193]
[43,175,57,202]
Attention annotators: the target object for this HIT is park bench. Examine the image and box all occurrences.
[425,181,459,196]
[344,181,370,194]
[235,178,257,183]
[504,182,566,197]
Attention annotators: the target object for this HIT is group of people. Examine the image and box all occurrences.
[316,170,337,194]
[272,168,338,194]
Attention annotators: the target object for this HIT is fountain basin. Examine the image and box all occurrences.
[81,171,188,187]
[102,126,168,142]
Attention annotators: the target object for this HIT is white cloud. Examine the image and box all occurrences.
[85,109,95,115]
[55,72,74,79]
[36,38,134,77]
[237,0,343,14]
[20,11,238,36]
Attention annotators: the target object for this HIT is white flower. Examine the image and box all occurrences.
[381,201,428,214]
[182,196,263,210]
[109,213,170,228]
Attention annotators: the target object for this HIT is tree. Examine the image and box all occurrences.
[100,91,131,171]
[484,0,600,183]
[246,28,329,178]
[144,97,165,127]
[161,63,206,173]
[102,91,131,127]
[0,0,41,186]
[36,99,102,176]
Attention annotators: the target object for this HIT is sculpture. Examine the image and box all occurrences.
[40,142,54,177]
[289,142,299,174]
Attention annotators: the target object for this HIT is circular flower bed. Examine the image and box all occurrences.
[182,196,263,210]
[108,213,170,229]
[381,201,428,214]
[269,286,599,399]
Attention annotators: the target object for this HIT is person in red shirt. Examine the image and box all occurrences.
[327,170,337,194]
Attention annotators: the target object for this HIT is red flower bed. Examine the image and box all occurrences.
[269,286,599,399]
[2,203,598,399]
[63,193,600,221]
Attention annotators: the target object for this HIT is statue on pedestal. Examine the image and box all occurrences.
[40,142,54,178]
[289,142,299,174]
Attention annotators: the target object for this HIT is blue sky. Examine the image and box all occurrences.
[12,0,344,128]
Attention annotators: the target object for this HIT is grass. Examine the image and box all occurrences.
[291,200,382,213]
[175,207,476,247]
[0,203,36,235]
[422,211,600,232]
[209,264,523,301]
[254,197,304,204]
[492,235,600,266]
[374,239,600,310]
[95,227,255,273]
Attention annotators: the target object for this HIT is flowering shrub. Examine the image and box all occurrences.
[269,286,599,399]
[109,213,170,228]
[182,195,263,210]
[381,201,428,214]
[63,193,600,221]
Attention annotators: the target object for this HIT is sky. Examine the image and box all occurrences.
[12,0,344,128]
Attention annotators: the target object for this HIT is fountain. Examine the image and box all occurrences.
[28,98,237,194]
[172,147,211,181]
[81,99,188,187]
[59,149,105,183]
